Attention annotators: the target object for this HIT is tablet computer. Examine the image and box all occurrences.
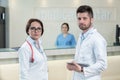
[67,62,89,67]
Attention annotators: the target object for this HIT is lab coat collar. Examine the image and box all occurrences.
[81,27,96,39]
[26,36,42,45]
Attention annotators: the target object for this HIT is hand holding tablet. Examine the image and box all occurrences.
[67,62,89,67]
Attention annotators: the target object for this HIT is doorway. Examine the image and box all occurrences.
[0,6,5,48]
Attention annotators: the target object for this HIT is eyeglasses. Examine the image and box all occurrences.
[30,27,42,32]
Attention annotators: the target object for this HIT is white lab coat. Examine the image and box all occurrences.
[73,27,107,80]
[18,36,48,80]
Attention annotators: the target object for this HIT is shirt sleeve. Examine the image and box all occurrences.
[71,35,76,47]
[55,36,59,47]
[18,45,31,80]
[84,38,107,78]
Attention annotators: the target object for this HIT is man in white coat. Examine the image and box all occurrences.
[67,5,107,80]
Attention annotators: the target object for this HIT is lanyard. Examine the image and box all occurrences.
[26,41,34,63]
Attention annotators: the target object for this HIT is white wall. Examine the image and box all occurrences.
[8,0,120,48]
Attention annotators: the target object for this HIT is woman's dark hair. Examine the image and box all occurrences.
[61,23,69,31]
[26,18,44,36]
[76,5,93,18]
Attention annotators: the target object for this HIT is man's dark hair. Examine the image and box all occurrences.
[76,5,93,18]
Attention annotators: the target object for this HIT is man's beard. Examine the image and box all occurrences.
[79,23,92,30]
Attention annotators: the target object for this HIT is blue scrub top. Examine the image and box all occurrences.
[55,33,76,48]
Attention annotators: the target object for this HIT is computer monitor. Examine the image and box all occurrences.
[114,24,120,46]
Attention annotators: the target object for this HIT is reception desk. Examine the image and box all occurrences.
[0,46,120,64]
[0,46,120,80]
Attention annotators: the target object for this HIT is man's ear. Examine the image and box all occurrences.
[91,18,94,23]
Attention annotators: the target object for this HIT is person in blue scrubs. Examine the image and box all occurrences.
[55,23,76,48]
[67,5,107,80]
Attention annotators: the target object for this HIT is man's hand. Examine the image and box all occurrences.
[66,61,83,72]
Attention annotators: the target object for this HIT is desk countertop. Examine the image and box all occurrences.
[0,46,120,59]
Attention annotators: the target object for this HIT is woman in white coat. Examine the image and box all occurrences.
[18,18,48,80]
